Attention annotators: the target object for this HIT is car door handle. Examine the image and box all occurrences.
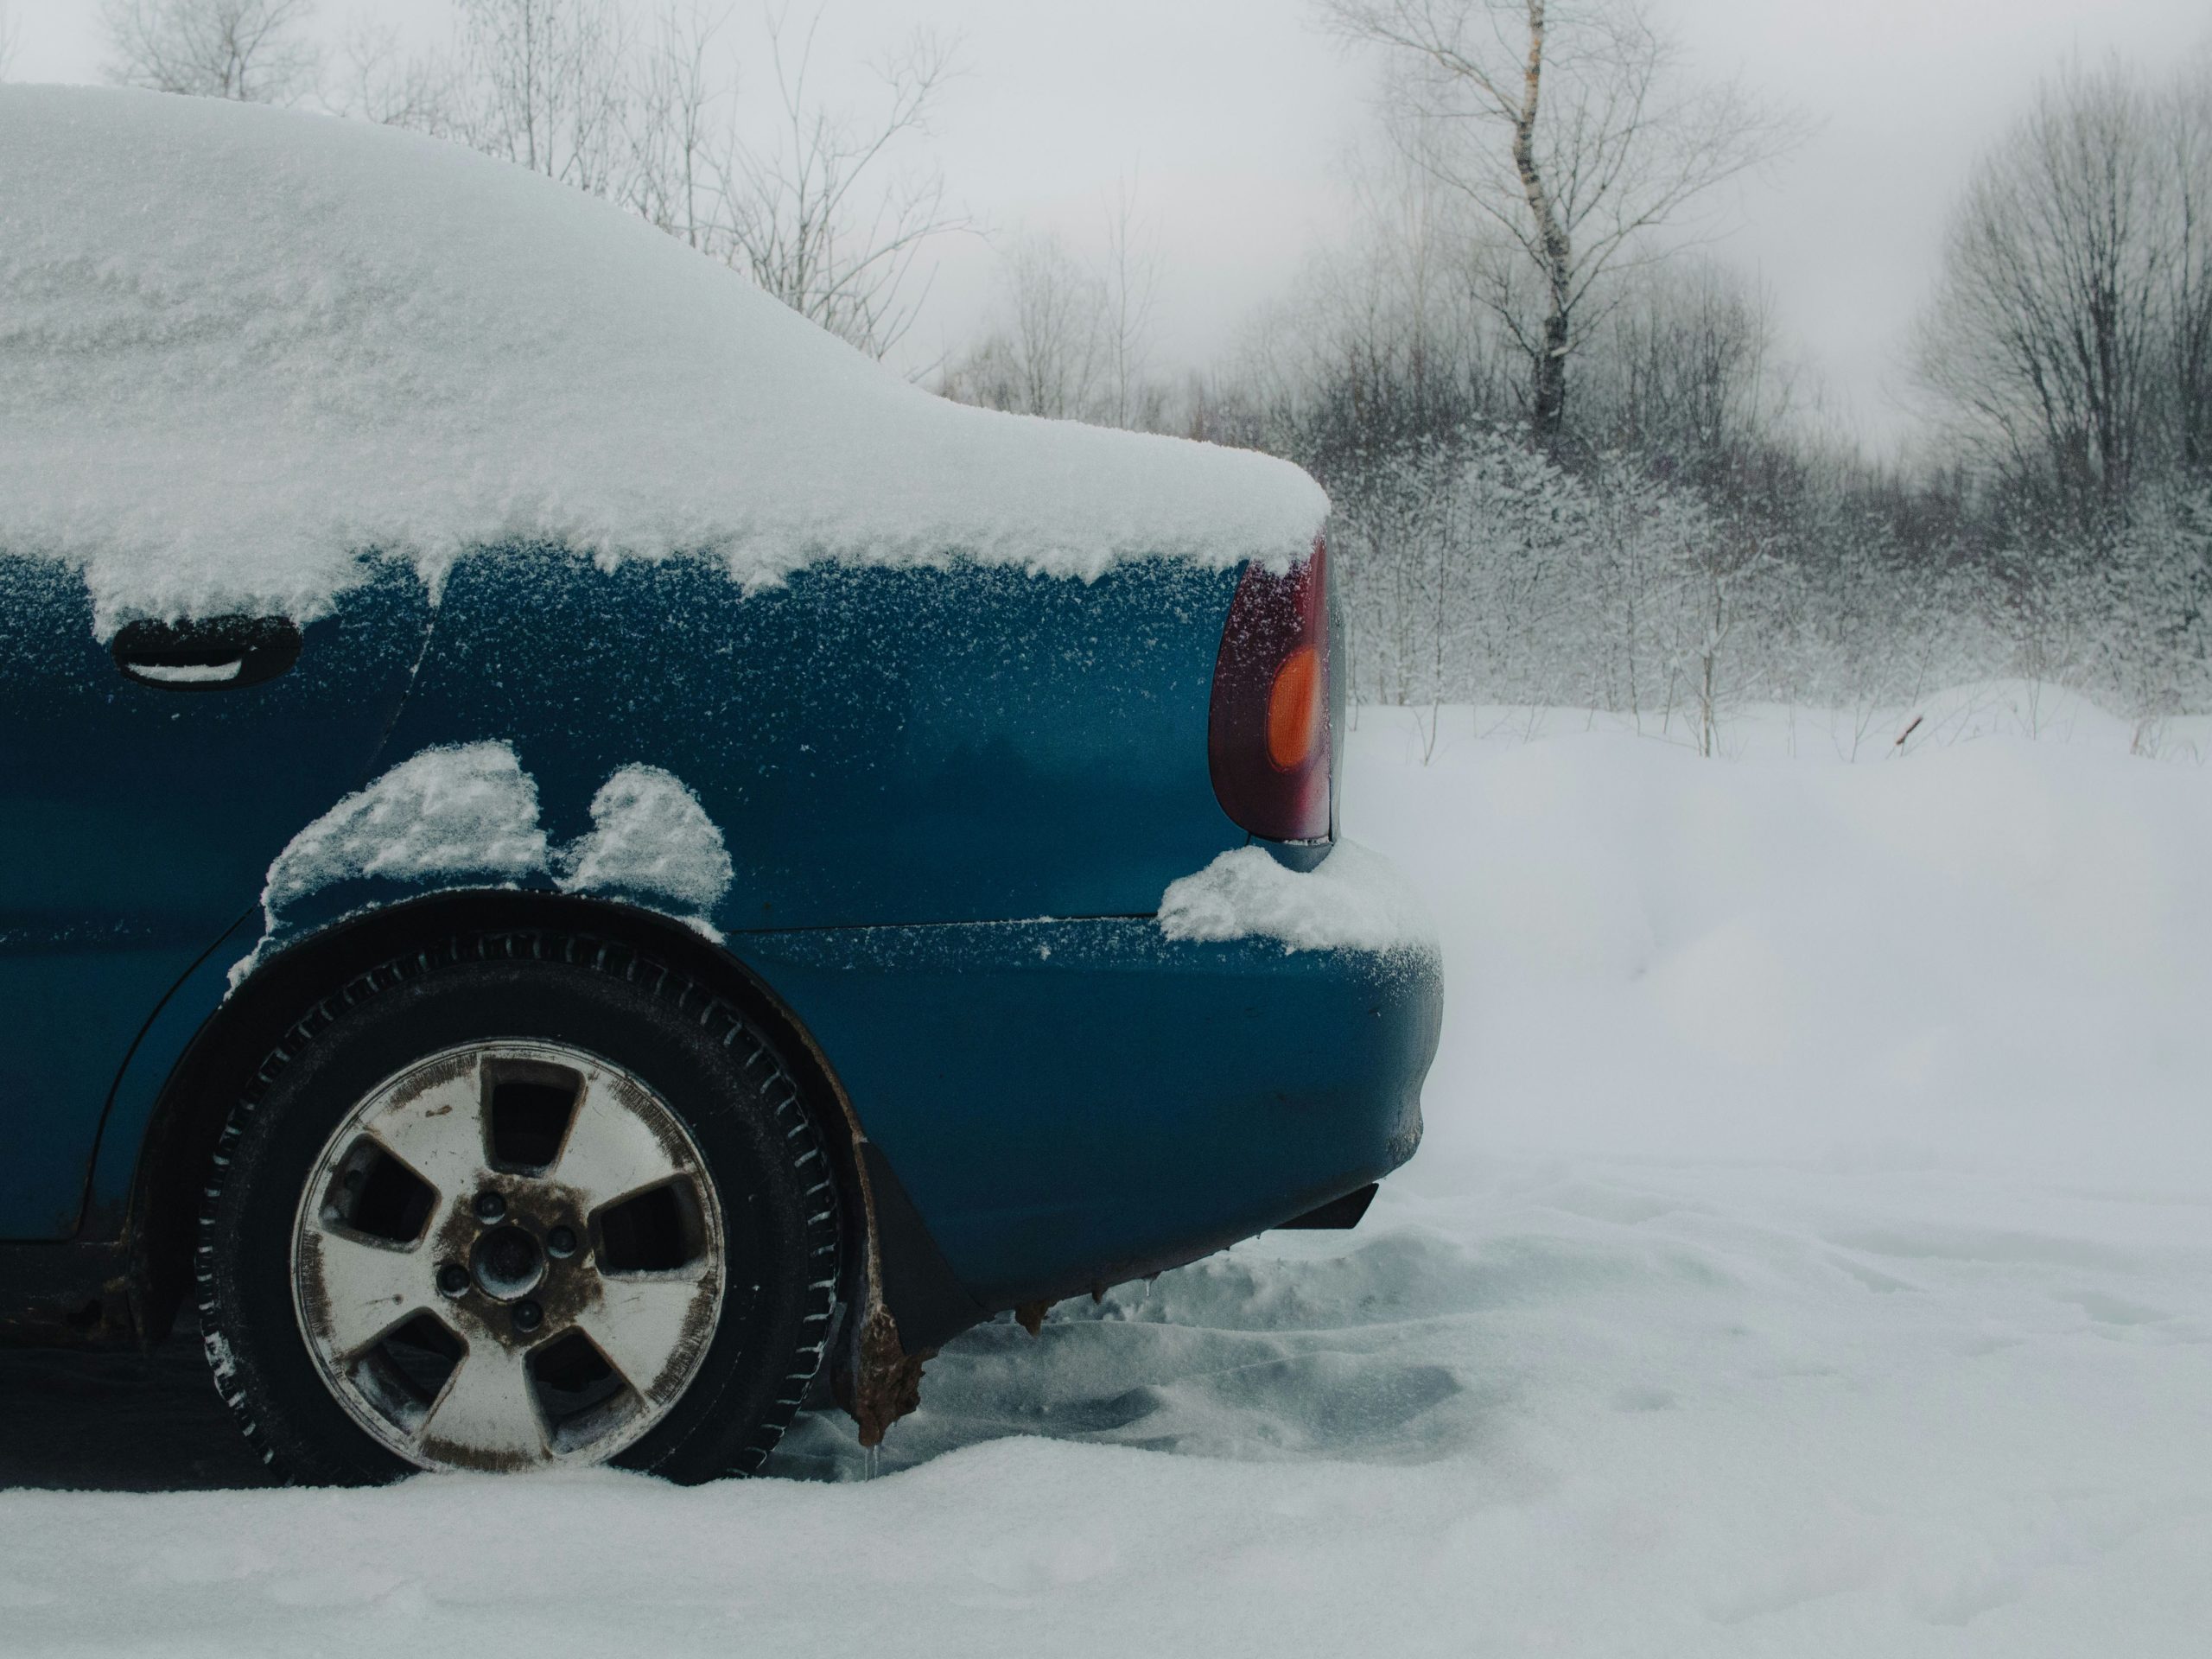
[111,615,303,690]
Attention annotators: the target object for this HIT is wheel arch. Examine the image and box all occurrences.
[128,890,881,1355]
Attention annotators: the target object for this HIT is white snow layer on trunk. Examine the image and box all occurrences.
[1157,841,1437,956]
[0,88,1327,636]
[259,741,548,915]
[556,765,734,913]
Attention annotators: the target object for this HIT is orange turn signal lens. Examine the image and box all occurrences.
[1265,644,1322,772]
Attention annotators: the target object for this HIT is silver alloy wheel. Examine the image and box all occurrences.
[289,1039,726,1473]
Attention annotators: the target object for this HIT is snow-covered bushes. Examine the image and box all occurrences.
[1325,428,2212,737]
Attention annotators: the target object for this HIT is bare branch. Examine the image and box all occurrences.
[623,3,732,248]
[714,4,969,359]
[327,16,460,131]
[1102,170,1161,428]
[449,0,633,194]
[99,0,321,103]
[1915,58,2190,518]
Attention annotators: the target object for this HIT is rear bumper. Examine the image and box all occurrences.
[733,916,1441,1327]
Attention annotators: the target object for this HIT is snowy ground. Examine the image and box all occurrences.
[6,683,2211,1656]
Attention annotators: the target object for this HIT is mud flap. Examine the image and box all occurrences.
[828,1141,988,1446]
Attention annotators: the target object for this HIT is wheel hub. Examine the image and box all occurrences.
[470,1224,545,1301]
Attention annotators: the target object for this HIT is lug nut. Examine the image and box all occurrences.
[546,1225,578,1259]
[473,1190,506,1224]
[437,1263,469,1298]
[512,1300,543,1333]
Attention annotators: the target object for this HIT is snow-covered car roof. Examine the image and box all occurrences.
[0,87,1326,635]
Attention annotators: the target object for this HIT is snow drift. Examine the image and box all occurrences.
[1352,697,2212,1188]
[0,88,1327,636]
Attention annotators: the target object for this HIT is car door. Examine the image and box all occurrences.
[0,557,430,1238]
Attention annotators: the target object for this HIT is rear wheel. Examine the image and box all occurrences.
[197,932,840,1484]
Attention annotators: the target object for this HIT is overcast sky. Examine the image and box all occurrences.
[11,0,2211,448]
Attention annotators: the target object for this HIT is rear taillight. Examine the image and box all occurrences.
[1208,537,1331,842]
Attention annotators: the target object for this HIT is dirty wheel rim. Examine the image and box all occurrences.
[289,1039,726,1473]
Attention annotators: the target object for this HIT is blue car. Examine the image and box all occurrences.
[0,89,1440,1482]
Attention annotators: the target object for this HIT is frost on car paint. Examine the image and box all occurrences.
[555,765,734,916]
[1156,842,1438,957]
[0,86,1327,639]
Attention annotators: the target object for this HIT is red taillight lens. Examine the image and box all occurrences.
[1208,538,1331,842]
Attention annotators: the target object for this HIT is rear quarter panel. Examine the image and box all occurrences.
[378,550,1247,929]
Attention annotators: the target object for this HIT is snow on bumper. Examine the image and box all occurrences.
[1158,839,1440,959]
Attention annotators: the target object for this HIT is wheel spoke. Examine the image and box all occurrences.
[416,1338,547,1468]
[572,1269,720,1406]
[550,1073,690,1210]
[297,1224,434,1358]
[362,1060,491,1206]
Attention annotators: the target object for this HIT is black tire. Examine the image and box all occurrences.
[196,931,841,1485]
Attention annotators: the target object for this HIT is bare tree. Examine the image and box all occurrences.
[716,5,964,359]
[2167,63,2212,480]
[330,16,460,132]
[1320,0,1793,444]
[625,3,728,249]
[1916,60,2173,519]
[940,179,1186,429]
[100,0,321,102]
[449,0,632,194]
[1585,258,1789,479]
[333,2,957,361]
[0,3,21,81]
[1102,173,1161,429]
[1010,232,1109,418]
[939,231,1107,418]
